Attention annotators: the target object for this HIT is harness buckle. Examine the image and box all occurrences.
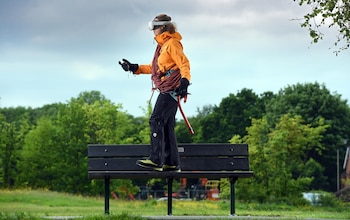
[163,69,174,77]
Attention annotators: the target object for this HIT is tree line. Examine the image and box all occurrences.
[1,82,349,203]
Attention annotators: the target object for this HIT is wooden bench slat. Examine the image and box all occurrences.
[88,144,149,157]
[181,157,250,171]
[88,170,254,179]
[88,143,249,157]
[178,143,248,156]
[89,157,250,171]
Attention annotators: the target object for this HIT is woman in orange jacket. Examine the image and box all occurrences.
[119,14,191,172]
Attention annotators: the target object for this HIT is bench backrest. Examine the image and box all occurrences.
[88,143,250,172]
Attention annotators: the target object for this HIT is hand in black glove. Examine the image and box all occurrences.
[118,59,138,73]
[175,78,190,98]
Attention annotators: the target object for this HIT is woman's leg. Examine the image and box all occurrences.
[148,93,177,165]
[163,108,180,167]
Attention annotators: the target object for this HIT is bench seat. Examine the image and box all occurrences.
[88,143,254,216]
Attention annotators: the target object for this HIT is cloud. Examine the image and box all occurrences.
[0,0,349,117]
[73,61,115,81]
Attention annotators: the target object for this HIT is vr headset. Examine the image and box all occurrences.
[148,20,171,31]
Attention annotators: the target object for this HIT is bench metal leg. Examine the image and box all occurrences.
[105,177,110,215]
[230,177,238,216]
[167,177,173,216]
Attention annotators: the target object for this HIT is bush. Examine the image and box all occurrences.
[302,191,342,207]
[319,192,342,207]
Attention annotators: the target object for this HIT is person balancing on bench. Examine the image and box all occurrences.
[119,13,191,172]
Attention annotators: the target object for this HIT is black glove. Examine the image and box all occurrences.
[118,59,138,73]
[175,78,189,98]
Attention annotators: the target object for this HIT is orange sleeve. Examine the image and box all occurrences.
[134,64,152,75]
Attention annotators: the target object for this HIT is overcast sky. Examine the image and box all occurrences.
[1,0,349,117]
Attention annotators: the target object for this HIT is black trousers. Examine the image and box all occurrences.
[149,92,180,167]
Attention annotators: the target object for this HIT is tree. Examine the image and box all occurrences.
[19,117,61,189]
[54,91,130,193]
[235,114,328,203]
[301,158,328,190]
[200,88,266,143]
[127,102,153,145]
[2,90,154,195]
[176,105,214,143]
[0,113,8,186]
[294,0,350,53]
[265,82,350,191]
[0,112,31,188]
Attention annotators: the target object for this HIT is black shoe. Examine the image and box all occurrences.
[162,165,181,172]
[136,159,163,171]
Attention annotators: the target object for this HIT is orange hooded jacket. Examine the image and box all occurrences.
[134,31,190,92]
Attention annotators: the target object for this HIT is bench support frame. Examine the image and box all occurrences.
[167,177,174,215]
[102,176,239,216]
[104,177,110,214]
[230,177,238,216]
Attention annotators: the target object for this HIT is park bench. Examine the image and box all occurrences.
[88,143,254,216]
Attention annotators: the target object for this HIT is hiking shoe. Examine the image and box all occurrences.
[162,165,181,172]
[136,159,163,171]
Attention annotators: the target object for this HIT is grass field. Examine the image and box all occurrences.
[0,189,349,219]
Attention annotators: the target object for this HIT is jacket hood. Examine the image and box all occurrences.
[155,31,182,45]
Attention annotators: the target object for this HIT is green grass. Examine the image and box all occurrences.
[0,189,349,219]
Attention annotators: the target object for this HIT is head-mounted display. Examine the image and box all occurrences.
[148,20,171,31]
